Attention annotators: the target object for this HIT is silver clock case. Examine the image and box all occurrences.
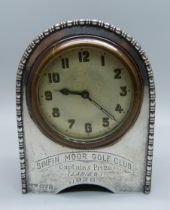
[16,20,155,194]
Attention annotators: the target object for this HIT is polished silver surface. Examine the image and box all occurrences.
[16,19,155,194]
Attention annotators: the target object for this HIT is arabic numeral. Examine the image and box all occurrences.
[85,123,92,133]
[114,68,122,79]
[102,117,109,127]
[52,108,60,117]
[78,51,90,62]
[101,55,105,66]
[61,58,69,69]
[48,73,60,83]
[68,119,75,129]
[44,91,52,100]
[115,104,124,113]
[120,86,127,96]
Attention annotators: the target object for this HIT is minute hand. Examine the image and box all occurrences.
[87,97,117,122]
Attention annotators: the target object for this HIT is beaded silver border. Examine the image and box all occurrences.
[16,19,155,194]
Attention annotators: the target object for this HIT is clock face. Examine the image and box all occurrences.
[28,38,142,148]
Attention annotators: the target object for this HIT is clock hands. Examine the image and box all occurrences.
[59,88,117,121]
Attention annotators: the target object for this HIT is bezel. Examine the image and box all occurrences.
[16,20,155,193]
[26,37,143,149]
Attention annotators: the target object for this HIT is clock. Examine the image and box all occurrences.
[17,20,155,194]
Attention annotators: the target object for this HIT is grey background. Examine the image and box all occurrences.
[0,0,169,209]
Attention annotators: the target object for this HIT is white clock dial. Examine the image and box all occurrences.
[37,45,133,141]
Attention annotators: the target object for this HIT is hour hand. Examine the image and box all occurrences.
[59,88,71,95]
[59,88,82,96]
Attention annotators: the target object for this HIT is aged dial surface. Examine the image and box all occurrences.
[37,44,134,141]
